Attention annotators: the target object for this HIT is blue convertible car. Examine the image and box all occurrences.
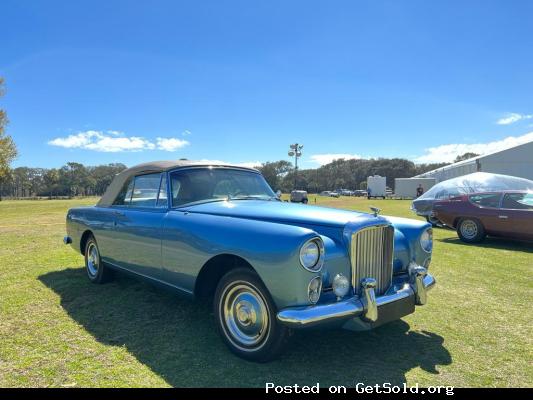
[64,161,435,361]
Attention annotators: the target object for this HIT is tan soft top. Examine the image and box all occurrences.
[97,160,258,207]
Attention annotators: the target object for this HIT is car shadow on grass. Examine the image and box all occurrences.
[39,267,452,388]
[438,236,533,253]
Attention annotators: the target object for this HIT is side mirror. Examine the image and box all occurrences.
[276,190,282,198]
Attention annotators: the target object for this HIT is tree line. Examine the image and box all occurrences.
[0,157,447,200]
[257,158,448,193]
[0,163,127,199]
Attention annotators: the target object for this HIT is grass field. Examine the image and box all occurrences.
[0,196,532,388]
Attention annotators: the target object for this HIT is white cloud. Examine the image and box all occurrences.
[414,132,533,163]
[235,161,263,169]
[156,137,190,151]
[48,130,190,152]
[309,153,363,166]
[197,159,262,168]
[496,113,532,125]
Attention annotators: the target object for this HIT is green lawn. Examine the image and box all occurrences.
[0,196,532,387]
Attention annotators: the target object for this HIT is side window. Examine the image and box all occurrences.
[156,174,168,208]
[502,193,533,210]
[112,177,134,206]
[130,173,162,208]
[469,193,501,208]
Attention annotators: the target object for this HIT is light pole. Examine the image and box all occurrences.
[288,143,303,189]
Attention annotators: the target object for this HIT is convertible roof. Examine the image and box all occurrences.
[97,160,258,207]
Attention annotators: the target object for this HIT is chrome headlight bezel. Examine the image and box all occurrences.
[299,237,325,272]
[420,227,433,253]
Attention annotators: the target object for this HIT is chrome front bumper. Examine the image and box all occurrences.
[277,267,435,328]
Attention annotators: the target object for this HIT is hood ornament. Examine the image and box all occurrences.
[370,206,381,217]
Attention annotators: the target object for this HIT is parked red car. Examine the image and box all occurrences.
[432,191,533,243]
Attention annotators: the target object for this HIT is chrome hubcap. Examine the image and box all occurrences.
[87,243,99,277]
[222,283,269,350]
[460,220,478,239]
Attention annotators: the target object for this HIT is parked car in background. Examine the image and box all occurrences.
[412,172,533,226]
[64,160,436,362]
[319,191,340,198]
[290,190,308,204]
[433,190,533,243]
[353,190,367,197]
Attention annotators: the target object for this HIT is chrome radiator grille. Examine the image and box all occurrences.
[350,225,394,296]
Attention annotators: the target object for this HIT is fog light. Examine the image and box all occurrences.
[332,274,350,299]
[308,276,322,304]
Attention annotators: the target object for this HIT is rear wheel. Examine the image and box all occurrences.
[214,268,290,362]
[302,198,308,204]
[457,218,486,243]
[84,235,114,283]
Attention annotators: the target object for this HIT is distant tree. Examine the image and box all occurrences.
[89,163,126,195]
[414,162,450,176]
[454,152,479,163]
[0,77,18,200]
[60,162,88,197]
[257,160,292,191]
[43,169,60,198]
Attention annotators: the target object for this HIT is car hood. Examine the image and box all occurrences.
[181,200,372,228]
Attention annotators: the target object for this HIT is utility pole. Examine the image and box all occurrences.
[288,143,303,190]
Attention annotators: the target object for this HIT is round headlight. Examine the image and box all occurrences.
[420,228,433,253]
[308,276,322,304]
[332,274,350,299]
[299,238,324,272]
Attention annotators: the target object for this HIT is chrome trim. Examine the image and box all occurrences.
[299,237,325,272]
[411,266,428,305]
[360,278,378,322]
[307,276,322,304]
[277,271,435,328]
[350,224,394,296]
[63,236,72,245]
[420,227,433,253]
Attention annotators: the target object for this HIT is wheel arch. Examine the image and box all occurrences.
[79,230,94,255]
[194,253,259,299]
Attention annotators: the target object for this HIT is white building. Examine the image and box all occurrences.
[415,140,533,182]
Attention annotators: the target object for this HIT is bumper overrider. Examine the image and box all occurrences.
[277,265,435,328]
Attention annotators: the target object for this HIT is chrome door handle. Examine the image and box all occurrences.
[498,215,508,219]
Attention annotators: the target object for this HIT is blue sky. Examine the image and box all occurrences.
[1,0,532,169]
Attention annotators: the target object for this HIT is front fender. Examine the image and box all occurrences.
[161,211,327,309]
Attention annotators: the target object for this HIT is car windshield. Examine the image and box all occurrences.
[170,168,277,206]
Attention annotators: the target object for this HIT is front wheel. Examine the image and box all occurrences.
[214,268,290,362]
[302,198,308,204]
[457,218,486,243]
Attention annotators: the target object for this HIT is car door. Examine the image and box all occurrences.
[111,172,168,279]
[498,193,533,239]
[467,193,503,234]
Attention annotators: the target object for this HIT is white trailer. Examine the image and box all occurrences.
[394,177,436,199]
[367,175,387,198]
